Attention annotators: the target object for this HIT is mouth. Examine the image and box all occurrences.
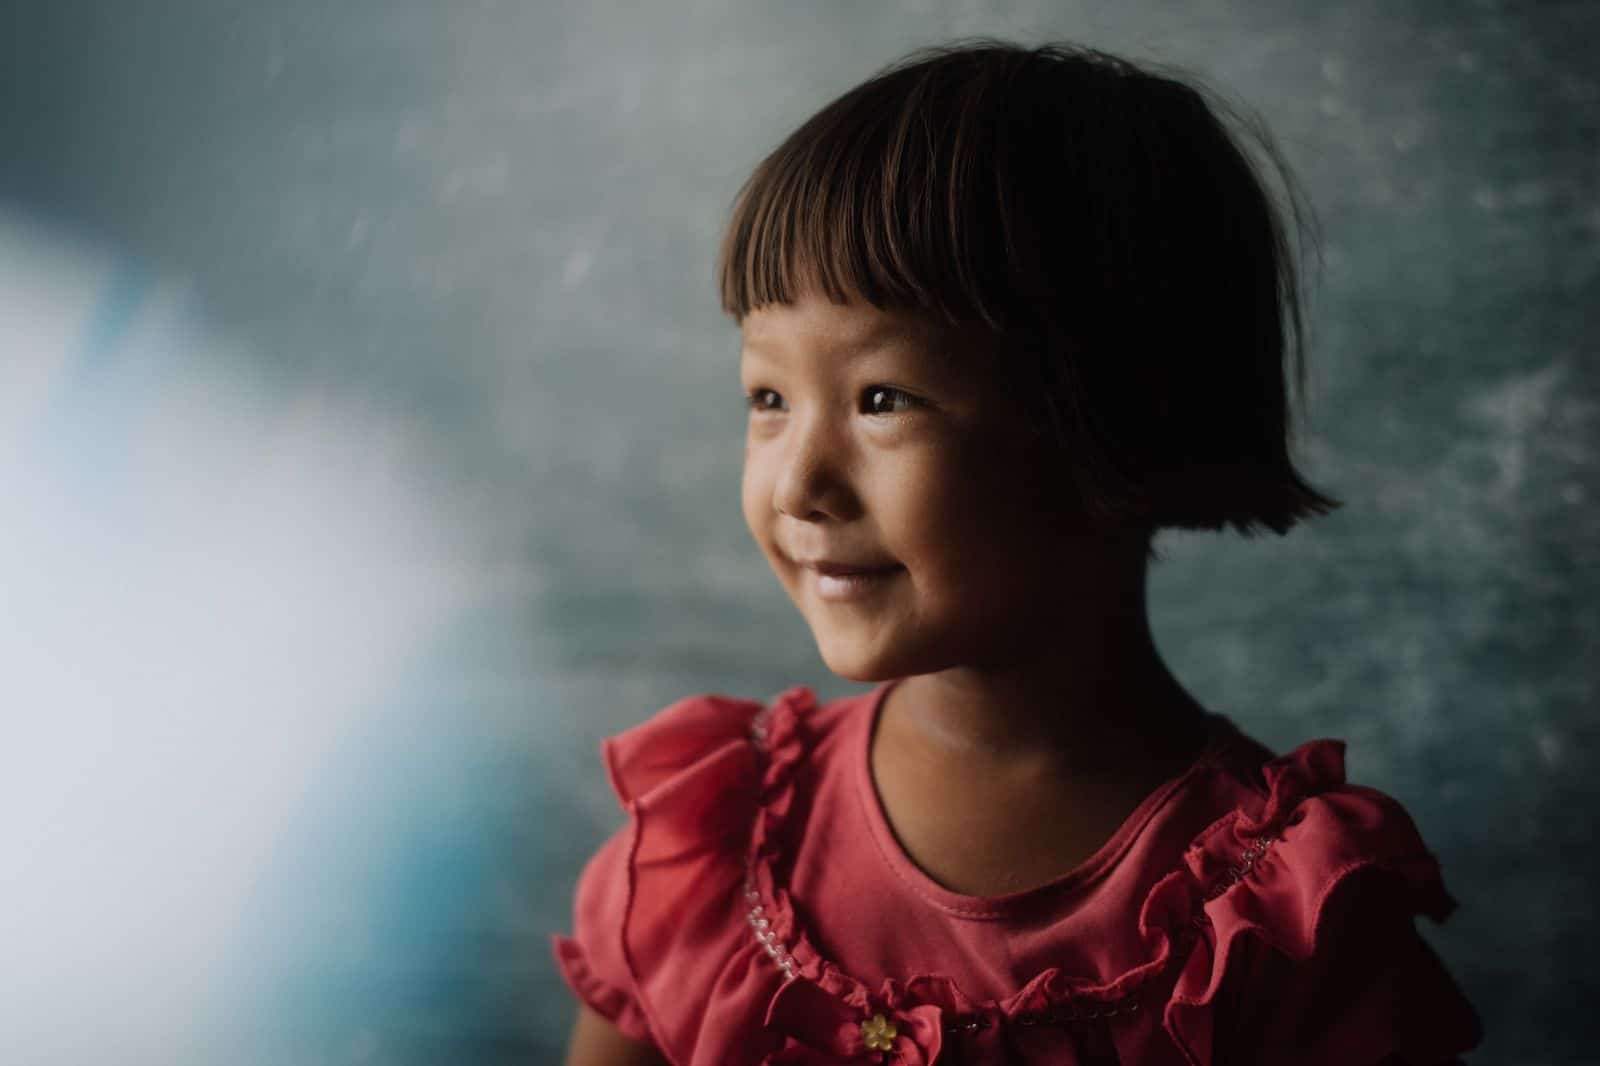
[808,561,901,577]
[803,562,905,600]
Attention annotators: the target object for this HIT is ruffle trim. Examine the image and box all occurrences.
[1151,738,1463,1066]
[598,689,770,1062]
[602,686,1464,1066]
[550,932,656,1045]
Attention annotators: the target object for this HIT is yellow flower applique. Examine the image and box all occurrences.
[860,1012,898,1052]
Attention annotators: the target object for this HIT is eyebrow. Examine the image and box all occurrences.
[740,320,910,362]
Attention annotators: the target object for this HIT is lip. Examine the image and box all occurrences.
[798,559,901,577]
[804,562,905,602]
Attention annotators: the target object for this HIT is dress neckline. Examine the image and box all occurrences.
[851,676,1245,919]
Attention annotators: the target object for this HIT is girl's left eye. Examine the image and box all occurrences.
[862,386,920,416]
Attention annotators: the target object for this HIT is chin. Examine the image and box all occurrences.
[812,637,922,685]
[821,662,894,684]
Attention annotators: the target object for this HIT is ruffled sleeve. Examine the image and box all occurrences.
[1211,878,1483,1065]
[1149,739,1483,1066]
[549,689,793,1064]
[551,827,656,1045]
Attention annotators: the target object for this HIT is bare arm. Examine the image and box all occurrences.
[562,1004,671,1066]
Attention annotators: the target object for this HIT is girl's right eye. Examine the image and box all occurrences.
[744,388,782,412]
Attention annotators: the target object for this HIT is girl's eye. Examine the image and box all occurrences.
[862,385,919,416]
[742,386,921,416]
[744,388,782,412]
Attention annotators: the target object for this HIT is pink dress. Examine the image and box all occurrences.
[551,680,1483,1065]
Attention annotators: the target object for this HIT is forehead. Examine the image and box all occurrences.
[739,294,939,364]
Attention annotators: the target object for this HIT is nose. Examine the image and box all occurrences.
[769,406,855,522]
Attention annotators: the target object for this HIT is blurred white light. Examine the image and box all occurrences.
[0,210,494,1066]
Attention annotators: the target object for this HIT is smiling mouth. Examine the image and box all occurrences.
[810,562,899,577]
[807,564,905,600]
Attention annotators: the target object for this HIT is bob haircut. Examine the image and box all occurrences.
[716,38,1342,562]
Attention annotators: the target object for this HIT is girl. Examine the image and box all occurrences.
[553,38,1483,1065]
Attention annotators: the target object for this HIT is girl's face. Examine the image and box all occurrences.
[739,290,1103,682]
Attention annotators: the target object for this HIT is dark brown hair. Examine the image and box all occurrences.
[717,38,1342,561]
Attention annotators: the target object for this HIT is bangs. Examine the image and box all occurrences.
[716,43,1026,336]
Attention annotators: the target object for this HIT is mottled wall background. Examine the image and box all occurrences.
[1,2,1594,1064]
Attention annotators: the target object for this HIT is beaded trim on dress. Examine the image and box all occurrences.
[742,706,801,982]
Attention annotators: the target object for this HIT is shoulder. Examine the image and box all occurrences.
[600,689,770,827]
[597,684,858,855]
[1147,733,1484,1066]
[553,684,837,1064]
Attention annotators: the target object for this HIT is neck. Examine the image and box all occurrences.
[880,552,1212,781]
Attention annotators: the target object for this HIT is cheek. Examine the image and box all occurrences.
[741,455,783,561]
[740,464,764,535]
[885,454,994,565]
[902,439,1056,574]
[972,430,1072,537]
